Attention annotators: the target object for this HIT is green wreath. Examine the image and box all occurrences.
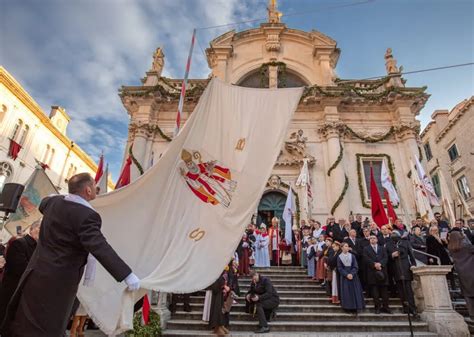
[125,310,161,337]
[259,61,287,88]
[129,144,144,175]
[330,174,349,215]
[327,140,343,176]
[345,125,395,143]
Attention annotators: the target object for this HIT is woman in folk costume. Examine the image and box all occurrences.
[255,224,270,267]
[327,241,341,304]
[301,225,311,268]
[306,237,317,278]
[312,221,323,240]
[321,237,333,292]
[237,233,251,276]
[315,235,327,282]
[337,242,365,314]
[268,217,281,266]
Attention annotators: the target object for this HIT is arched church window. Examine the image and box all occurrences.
[19,124,30,146]
[237,68,308,88]
[43,144,51,163]
[11,119,23,141]
[0,162,13,193]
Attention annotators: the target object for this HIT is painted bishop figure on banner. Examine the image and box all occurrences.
[179,149,237,208]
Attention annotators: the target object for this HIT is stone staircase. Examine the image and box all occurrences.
[162,266,437,336]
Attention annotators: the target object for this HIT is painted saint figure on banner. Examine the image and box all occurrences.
[179,149,237,208]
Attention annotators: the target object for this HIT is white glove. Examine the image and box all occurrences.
[125,272,140,291]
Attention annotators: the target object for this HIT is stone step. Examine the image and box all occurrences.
[173,303,407,314]
[188,296,402,305]
[239,284,324,291]
[162,331,437,337]
[171,311,411,322]
[238,279,325,285]
[166,319,430,333]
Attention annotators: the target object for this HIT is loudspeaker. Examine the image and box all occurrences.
[0,183,25,213]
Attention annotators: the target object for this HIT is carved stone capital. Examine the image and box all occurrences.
[317,121,345,139]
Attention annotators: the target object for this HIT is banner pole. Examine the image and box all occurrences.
[174,28,197,137]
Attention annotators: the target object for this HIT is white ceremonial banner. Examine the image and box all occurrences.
[414,155,440,206]
[296,158,313,220]
[381,160,399,205]
[283,186,294,244]
[78,78,303,334]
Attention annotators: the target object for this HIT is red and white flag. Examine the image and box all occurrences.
[95,153,104,183]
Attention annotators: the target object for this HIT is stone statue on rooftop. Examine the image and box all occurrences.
[268,0,282,23]
[151,47,165,75]
[384,48,399,74]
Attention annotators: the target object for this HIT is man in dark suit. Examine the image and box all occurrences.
[356,227,371,291]
[330,219,345,243]
[0,221,40,323]
[450,219,474,244]
[343,229,358,257]
[377,225,392,246]
[351,213,363,238]
[1,173,140,337]
[386,231,418,316]
[245,271,280,334]
[363,235,391,314]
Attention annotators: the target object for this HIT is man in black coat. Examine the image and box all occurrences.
[363,235,391,314]
[0,221,40,323]
[356,227,371,291]
[386,231,418,316]
[1,173,140,337]
[245,271,280,334]
[343,229,358,258]
[450,219,474,244]
[351,213,363,238]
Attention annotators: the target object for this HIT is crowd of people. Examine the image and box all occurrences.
[1,172,473,337]
[223,213,474,331]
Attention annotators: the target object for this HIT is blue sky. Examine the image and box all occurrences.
[1,0,473,180]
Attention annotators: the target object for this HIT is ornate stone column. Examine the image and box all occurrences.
[412,265,469,337]
[319,107,348,218]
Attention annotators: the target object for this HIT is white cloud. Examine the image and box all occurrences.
[0,0,265,178]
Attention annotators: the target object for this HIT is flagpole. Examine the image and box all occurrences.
[174,28,196,137]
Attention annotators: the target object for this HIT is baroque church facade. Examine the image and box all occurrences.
[119,3,428,228]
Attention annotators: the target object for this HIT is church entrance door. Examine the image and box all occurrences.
[257,191,288,231]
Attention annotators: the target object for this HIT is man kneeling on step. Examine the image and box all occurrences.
[245,271,280,334]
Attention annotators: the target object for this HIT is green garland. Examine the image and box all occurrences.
[301,83,427,102]
[330,174,349,215]
[125,310,161,337]
[345,125,395,143]
[355,153,397,209]
[129,144,144,175]
[327,140,343,176]
[259,61,287,88]
[130,123,172,142]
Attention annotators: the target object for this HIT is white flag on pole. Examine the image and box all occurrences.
[97,163,108,195]
[381,160,399,205]
[283,186,295,244]
[410,160,434,222]
[438,170,456,225]
[414,155,440,206]
[296,158,312,219]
